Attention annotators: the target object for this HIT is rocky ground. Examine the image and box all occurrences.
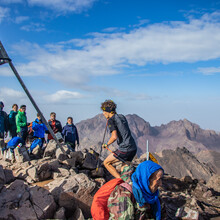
[0,140,219,220]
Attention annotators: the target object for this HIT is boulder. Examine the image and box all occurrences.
[81,152,98,170]
[58,167,70,177]
[32,145,43,159]
[175,207,199,219]
[14,146,30,163]
[43,139,57,158]
[56,148,69,161]
[30,186,57,219]
[206,174,220,192]
[54,207,66,219]
[4,168,15,184]
[0,165,6,184]
[70,207,85,220]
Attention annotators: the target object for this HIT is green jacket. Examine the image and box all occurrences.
[16,110,27,133]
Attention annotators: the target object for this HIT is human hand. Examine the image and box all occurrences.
[102,143,108,149]
[4,132,8,138]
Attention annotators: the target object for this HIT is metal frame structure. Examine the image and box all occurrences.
[0,41,65,153]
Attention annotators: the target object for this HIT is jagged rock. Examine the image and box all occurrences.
[203,190,213,198]
[70,151,84,165]
[0,165,6,184]
[32,145,43,159]
[30,186,56,219]
[206,174,220,192]
[4,168,15,184]
[82,152,98,170]
[182,175,193,184]
[14,146,30,163]
[175,207,199,219]
[48,159,61,171]
[0,179,38,219]
[58,167,70,177]
[43,139,57,158]
[60,157,76,168]
[59,191,78,212]
[56,147,69,161]
[27,166,39,182]
[38,162,52,181]
[70,207,85,220]
[54,207,66,219]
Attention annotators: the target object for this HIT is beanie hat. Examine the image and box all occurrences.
[20,105,26,108]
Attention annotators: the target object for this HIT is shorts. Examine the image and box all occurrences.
[113,149,137,162]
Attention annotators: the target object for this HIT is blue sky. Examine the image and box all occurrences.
[0,0,220,132]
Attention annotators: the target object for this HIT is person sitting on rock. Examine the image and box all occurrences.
[29,113,48,153]
[62,116,79,152]
[47,112,62,142]
[108,160,165,219]
[8,104,18,138]
[101,100,137,178]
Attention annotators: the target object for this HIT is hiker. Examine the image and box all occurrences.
[8,104,18,138]
[29,113,48,153]
[62,116,79,151]
[101,100,137,178]
[0,101,8,148]
[108,160,164,219]
[47,112,62,142]
[6,136,24,153]
[16,105,28,143]
[91,160,165,220]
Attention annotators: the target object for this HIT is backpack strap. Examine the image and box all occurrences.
[120,182,133,194]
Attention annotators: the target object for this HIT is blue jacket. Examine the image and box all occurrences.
[32,118,48,138]
[62,123,79,144]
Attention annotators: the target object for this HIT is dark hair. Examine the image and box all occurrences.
[12,104,18,108]
[20,105,26,109]
[37,113,40,117]
[50,112,56,116]
[67,117,73,121]
[101,100,117,113]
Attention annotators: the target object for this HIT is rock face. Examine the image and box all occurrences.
[153,147,214,182]
[76,114,220,156]
[0,136,219,219]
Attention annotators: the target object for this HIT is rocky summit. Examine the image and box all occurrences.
[0,139,219,220]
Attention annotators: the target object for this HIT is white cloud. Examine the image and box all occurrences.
[0,7,10,23]
[15,16,29,24]
[0,87,26,100]
[44,90,85,103]
[27,0,96,13]
[20,22,46,32]
[197,66,220,75]
[2,12,220,86]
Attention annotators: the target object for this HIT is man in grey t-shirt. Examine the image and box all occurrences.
[101,100,137,178]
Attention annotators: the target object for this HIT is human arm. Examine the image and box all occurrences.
[75,127,79,145]
[103,130,117,148]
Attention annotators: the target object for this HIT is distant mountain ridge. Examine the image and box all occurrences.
[76,114,220,156]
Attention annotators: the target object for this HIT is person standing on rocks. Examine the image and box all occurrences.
[16,105,28,143]
[8,104,18,138]
[101,100,137,178]
[62,116,79,151]
[47,112,62,142]
[0,101,9,148]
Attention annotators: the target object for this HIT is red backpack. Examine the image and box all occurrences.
[91,178,133,220]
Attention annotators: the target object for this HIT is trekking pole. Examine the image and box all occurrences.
[0,41,66,154]
[146,139,149,160]
[96,120,108,171]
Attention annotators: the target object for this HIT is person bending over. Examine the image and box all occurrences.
[101,100,137,178]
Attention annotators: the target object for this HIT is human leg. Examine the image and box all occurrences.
[103,153,120,178]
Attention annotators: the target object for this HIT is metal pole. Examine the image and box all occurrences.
[146,139,149,160]
[0,41,65,153]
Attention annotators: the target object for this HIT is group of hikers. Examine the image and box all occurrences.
[0,99,165,219]
[0,101,79,155]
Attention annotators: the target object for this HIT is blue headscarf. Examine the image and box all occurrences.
[131,160,164,220]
